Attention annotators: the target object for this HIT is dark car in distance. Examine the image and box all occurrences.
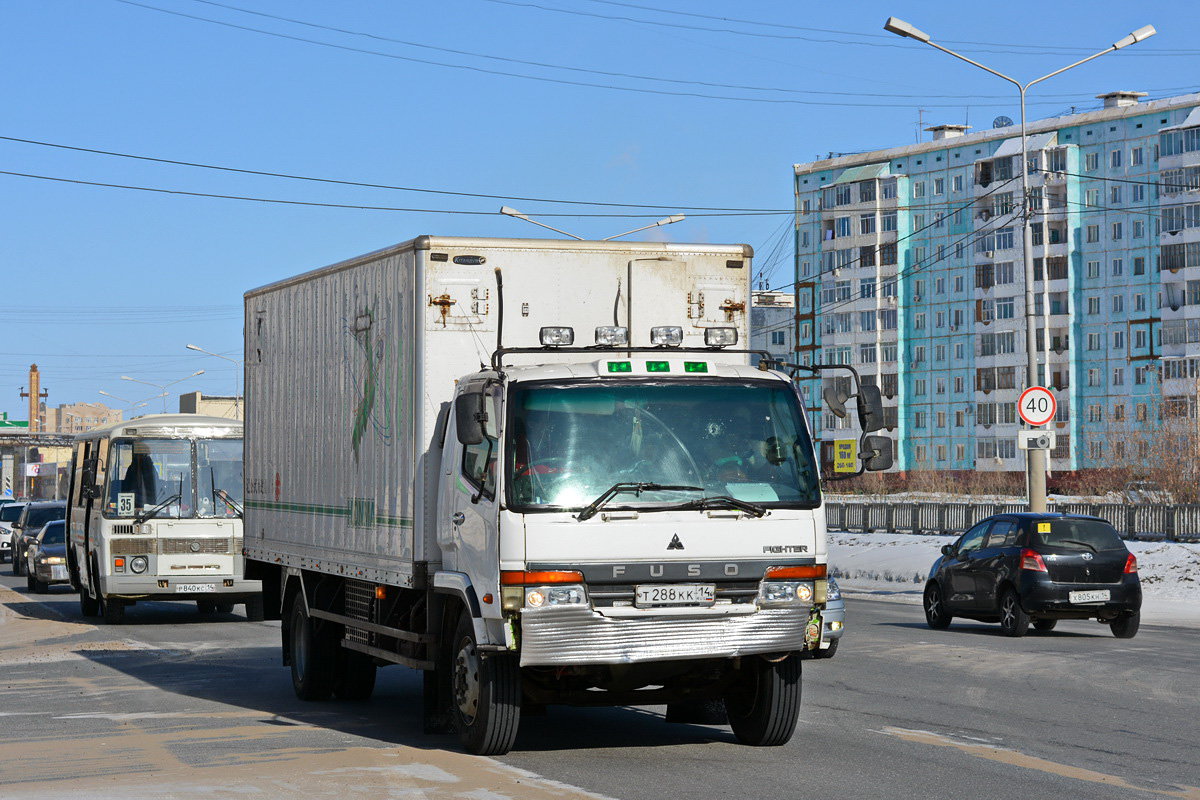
[923,512,1142,638]
[26,519,69,593]
[10,500,66,577]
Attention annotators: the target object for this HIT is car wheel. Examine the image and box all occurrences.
[26,568,36,592]
[1033,618,1057,632]
[723,654,802,747]
[451,609,521,755]
[999,588,1030,637]
[923,582,952,630]
[1110,611,1140,639]
[11,551,21,576]
[813,637,840,659]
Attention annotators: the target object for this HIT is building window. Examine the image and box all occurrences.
[1085,152,1099,171]
[859,213,876,235]
[1111,149,1122,169]
[913,181,925,199]
[881,211,897,231]
[1086,224,1100,243]
[1132,146,1144,166]
[770,330,786,346]
[1112,258,1123,276]
[1086,260,1101,279]
[1112,221,1123,240]
[1088,297,1100,315]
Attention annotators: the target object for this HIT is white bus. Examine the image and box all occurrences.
[66,413,262,624]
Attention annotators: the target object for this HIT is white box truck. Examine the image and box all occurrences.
[243,236,888,754]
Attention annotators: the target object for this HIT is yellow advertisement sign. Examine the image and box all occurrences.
[834,439,858,473]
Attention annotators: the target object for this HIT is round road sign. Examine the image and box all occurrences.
[1018,386,1056,427]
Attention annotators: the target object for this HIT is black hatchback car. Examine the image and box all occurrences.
[923,512,1142,638]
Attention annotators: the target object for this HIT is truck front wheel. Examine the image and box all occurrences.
[724,654,801,747]
[451,610,520,755]
[289,593,337,700]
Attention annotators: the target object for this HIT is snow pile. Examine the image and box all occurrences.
[828,532,1200,628]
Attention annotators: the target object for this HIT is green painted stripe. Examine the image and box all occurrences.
[245,499,412,528]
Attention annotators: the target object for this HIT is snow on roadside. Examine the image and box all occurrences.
[828,532,1200,628]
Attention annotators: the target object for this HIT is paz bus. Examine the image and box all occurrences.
[65,413,262,623]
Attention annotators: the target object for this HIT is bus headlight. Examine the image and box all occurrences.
[130,556,149,574]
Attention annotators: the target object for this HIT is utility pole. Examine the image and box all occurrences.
[19,363,48,432]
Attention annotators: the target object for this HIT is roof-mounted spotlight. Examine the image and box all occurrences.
[649,326,684,347]
[704,327,738,348]
[595,326,629,347]
[540,326,575,347]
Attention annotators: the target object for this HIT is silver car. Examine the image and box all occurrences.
[807,577,844,659]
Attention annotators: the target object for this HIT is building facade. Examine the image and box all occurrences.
[793,91,1200,473]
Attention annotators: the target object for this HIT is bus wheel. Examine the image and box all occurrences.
[101,596,126,625]
[451,610,520,755]
[80,588,100,617]
[215,603,235,614]
[244,596,265,622]
[289,593,336,701]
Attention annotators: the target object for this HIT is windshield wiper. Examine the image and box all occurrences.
[576,482,705,522]
[215,488,244,518]
[133,493,182,526]
[1058,538,1098,552]
[670,495,769,518]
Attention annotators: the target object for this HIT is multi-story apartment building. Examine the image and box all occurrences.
[793,90,1200,473]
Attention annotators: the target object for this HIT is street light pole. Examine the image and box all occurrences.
[120,370,205,413]
[186,344,243,420]
[883,17,1155,511]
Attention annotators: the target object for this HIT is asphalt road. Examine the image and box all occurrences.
[1,572,1196,800]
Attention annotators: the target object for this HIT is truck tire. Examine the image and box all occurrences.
[289,593,337,701]
[724,654,801,747]
[101,596,126,625]
[451,610,520,755]
[334,649,377,701]
[244,596,265,622]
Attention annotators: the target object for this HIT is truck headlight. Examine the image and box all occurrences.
[130,556,149,574]
[759,581,814,606]
[525,585,587,608]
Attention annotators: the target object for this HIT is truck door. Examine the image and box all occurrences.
[437,386,500,593]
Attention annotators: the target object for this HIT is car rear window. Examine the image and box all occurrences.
[1032,519,1125,551]
[40,521,66,545]
[25,506,66,529]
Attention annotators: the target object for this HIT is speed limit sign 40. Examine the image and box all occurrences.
[1018,386,1057,427]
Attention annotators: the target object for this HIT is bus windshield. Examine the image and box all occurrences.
[506,380,820,513]
[105,437,243,519]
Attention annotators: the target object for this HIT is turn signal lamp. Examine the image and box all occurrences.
[704,327,738,347]
[1020,548,1048,572]
[650,326,683,346]
[540,326,575,346]
[595,326,628,346]
[765,564,827,580]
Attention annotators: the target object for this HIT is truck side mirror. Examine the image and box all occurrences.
[454,393,486,446]
[856,385,885,433]
[861,434,893,471]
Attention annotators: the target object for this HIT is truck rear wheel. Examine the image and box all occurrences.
[724,655,801,747]
[289,593,337,701]
[334,649,377,701]
[451,610,520,755]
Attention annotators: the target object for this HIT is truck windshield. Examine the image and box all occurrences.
[506,380,820,512]
[104,437,243,520]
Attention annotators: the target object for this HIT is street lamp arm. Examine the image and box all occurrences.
[1025,28,1155,91]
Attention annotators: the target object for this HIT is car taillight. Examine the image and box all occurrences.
[1124,553,1138,574]
[1020,548,1048,572]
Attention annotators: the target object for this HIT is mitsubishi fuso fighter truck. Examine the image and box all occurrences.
[243,236,890,755]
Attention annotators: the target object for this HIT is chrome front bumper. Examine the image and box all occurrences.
[517,604,809,667]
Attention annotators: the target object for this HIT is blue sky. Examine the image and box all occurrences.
[1,0,1190,419]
